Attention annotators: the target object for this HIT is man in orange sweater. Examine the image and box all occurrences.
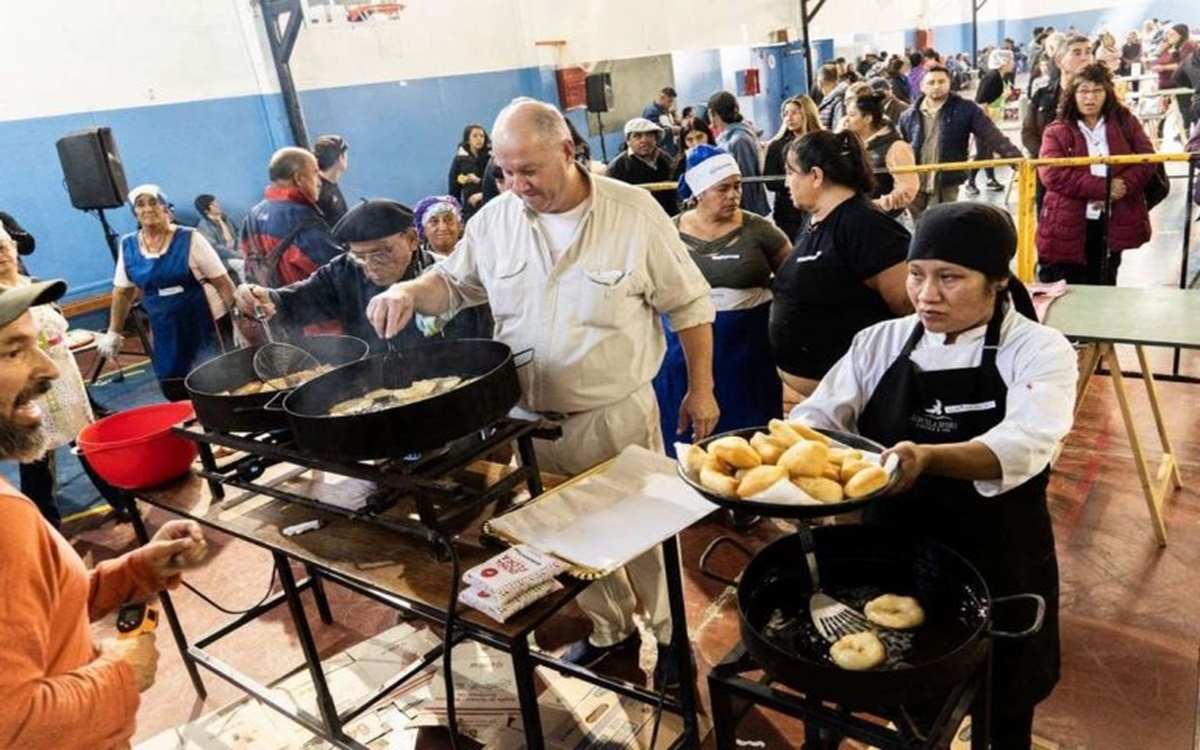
[0,279,209,749]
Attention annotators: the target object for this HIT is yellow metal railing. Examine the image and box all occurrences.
[639,152,1197,283]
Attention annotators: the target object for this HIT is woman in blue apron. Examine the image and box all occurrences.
[791,203,1078,749]
[653,144,791,444]
[99,185,237,401]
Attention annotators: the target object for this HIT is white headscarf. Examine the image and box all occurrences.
[127,184,167,206]
[987,49,1014,70]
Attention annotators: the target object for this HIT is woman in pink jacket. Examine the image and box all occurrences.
[1037,63,1156,285]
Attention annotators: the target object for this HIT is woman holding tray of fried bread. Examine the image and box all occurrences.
[789,202,1077,750]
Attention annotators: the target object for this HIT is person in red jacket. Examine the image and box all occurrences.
[1036,63,1155,285]
[0,279,210,749]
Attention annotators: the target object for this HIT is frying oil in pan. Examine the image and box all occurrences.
[753,575,985,671]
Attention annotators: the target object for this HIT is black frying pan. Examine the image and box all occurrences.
[185,335,369,433]
[701,524,1043,707]
[280,339,522,461]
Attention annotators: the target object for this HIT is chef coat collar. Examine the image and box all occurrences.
[919,302,1013,347]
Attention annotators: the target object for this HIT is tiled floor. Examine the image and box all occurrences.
[58,173,1200,747]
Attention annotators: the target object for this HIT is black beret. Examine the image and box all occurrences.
[331,199,415,243]
[907,202,1015,279]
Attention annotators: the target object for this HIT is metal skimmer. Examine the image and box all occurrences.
[251,305,319,386]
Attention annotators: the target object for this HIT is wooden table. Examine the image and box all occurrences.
[132,467,699,748]
[1043,286,1199,545]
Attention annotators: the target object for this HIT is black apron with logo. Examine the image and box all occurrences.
[857,311,1060,714]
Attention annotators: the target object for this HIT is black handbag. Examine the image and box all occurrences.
[1145,164,1170,210]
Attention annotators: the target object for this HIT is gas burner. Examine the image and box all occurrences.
[707,640,991,750]
[175,418,559,557]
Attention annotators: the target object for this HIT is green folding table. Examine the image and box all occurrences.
[1042,286,1199,545]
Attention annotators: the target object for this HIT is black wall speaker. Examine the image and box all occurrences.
[585,72,614,113]
[56,128,129,210]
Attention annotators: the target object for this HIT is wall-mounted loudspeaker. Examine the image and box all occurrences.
[56,127,129,211]
[585,72,614,113]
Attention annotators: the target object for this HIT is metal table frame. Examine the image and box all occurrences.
[129,476,701,749]
[707,641,991,750]
[177,419,551,559]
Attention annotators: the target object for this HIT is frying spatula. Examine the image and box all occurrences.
[797,524,872,643]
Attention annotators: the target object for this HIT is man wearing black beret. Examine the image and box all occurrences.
[234,199,435,351]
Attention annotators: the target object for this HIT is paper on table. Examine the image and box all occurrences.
[487,445,714,574]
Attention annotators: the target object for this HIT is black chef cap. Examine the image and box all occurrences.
[907,202,1015,280]
[331,199,415,244]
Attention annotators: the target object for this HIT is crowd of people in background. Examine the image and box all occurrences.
[4,15,1200,537]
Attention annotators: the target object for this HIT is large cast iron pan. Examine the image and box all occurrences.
[185,335,368,434]
[701,524,1043,708]
[280,339,521,461]
[679,426,895,519]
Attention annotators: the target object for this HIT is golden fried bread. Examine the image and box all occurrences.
[707,436,762,469]
[749,432,786,464]
[845,465,889,499]
[778,440,830,478]
[736,465,788,498]
[792,475,845,503]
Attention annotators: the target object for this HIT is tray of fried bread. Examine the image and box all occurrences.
[675,420,899,519]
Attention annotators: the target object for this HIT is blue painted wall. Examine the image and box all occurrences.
[298,66,557,205]
[672,48,725,114]
[0,94,289,300]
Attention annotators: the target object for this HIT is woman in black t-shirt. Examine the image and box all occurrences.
[770,130,912,396]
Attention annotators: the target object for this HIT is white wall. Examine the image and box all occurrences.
[807,0,1119,35]
[0,0,800,123]
[3,0,1165,125]
[290,0,797,88]
[0,0,276,122]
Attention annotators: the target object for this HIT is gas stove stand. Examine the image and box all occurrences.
[708,639,991,750]
[176,417,557,556]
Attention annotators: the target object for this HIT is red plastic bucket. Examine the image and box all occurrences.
[77,402,198,490]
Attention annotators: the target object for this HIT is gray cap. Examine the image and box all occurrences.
[0,279,67,328]
[624,117,662,136]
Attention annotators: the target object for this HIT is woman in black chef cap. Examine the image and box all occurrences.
[792,202,1077,749]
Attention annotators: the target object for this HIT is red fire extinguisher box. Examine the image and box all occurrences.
[736,68,761,97]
